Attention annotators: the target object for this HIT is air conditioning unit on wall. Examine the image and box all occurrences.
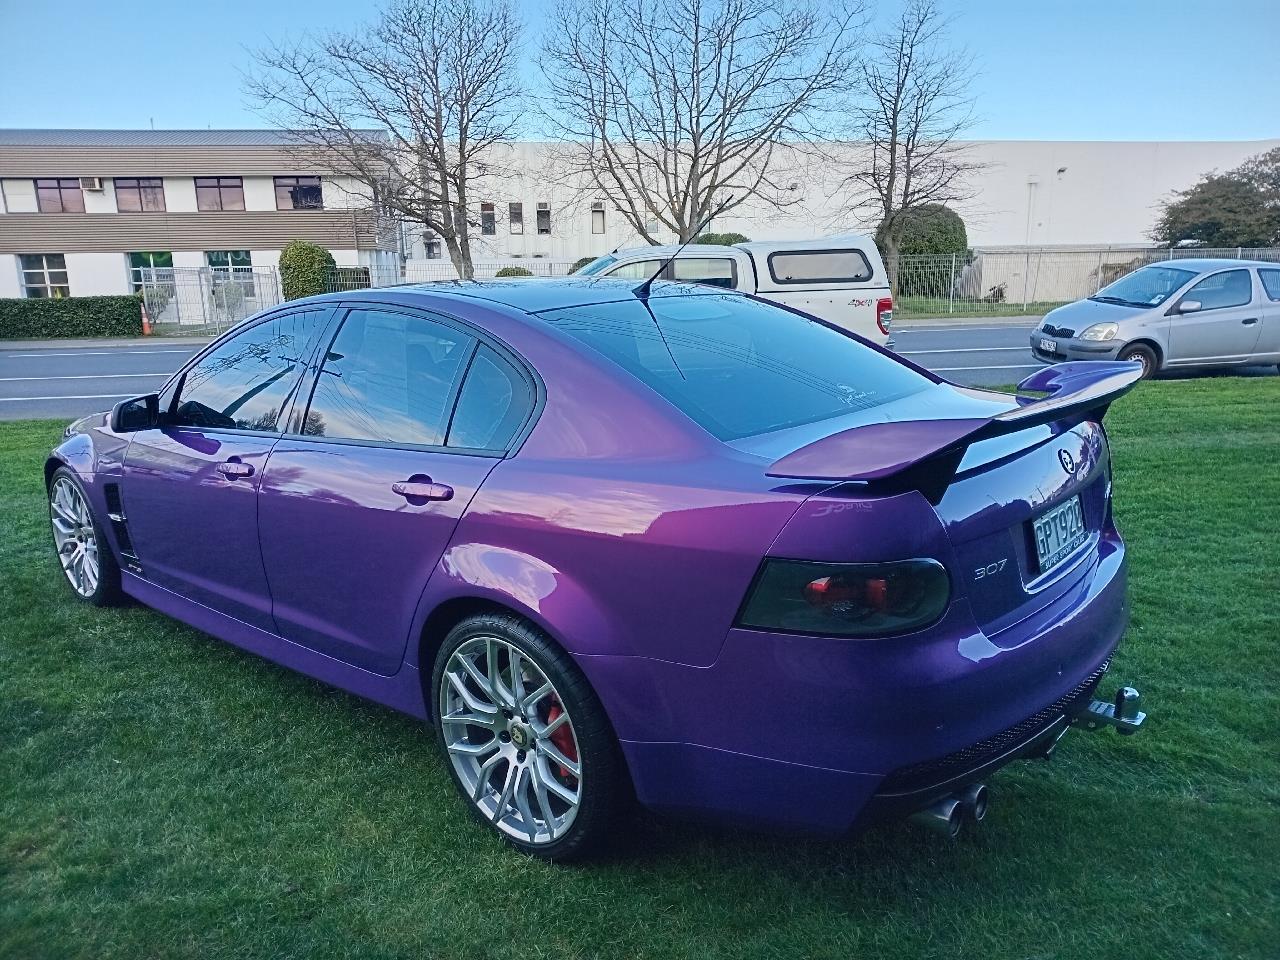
[79,177,103,191]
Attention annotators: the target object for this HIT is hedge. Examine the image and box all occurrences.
[280,240,337,300]
[0,295,143,339]
[494,266,534,278]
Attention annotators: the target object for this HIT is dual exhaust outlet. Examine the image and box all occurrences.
[908,783,989,839]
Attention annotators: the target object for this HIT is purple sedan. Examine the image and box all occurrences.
[47,279,1148,860]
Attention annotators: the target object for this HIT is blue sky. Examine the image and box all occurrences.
[1,0,1276,141]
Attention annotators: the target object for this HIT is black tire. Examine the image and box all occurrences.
[48,466,123,606]
[430,612,625,861]
[1118,343,1158,379]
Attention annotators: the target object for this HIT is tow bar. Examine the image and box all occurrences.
[1072,685,1147,735]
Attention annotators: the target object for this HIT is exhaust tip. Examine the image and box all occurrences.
[908,797,964,838]
[958,783,989,823]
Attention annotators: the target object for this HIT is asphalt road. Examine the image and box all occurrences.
[2,320,1275,422]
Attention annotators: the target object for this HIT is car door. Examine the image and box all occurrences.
[1255,268,1280,360]
[1167,268,1262,364]
[256,305,537,675]
[121,307,332,630]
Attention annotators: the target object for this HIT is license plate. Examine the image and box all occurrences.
[1032,496,1087,573]
[1039,337,1057,353]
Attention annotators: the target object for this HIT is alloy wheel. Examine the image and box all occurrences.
[50,477,100,598]
[438,635,582,845]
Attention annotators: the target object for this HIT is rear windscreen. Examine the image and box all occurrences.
[542,293,930,440]
[768,249,873,284]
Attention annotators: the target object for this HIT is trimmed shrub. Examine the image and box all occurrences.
[279,240,337,300]
[0,295,143,339]
[880,205,969,298]
[880,205,968,258]
[691,232,749,246]
[570,256,596,273]
[494,266,534,278]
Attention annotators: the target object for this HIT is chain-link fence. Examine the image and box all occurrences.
[890,246,1280,319]
[139,247,1280,335]
[140,267,283,336]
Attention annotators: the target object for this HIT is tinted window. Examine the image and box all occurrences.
[1260,269,1280,301]
[174,310,326,431]
[302,309,472,445]
[768,250,872,284]
[1183,269,1252,310]
[673,258,737,289]
[448,346,533,450]
[545,293,930,440]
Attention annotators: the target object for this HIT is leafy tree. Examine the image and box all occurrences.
[279,240,337,300]
[691,232,750,246]
[1152,147,1280,247]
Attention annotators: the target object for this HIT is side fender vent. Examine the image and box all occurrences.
[102,482,142,572]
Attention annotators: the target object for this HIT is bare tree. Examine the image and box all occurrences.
[542,0,865,244]
[246,0,522,279]
[845,0,980,282]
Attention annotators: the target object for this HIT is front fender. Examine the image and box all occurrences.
[49,432,96,482]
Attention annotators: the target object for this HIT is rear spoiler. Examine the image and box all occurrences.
[766,361,1142,491]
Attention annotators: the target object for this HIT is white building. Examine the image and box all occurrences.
[402,138,1280,268]
[0,129,398,300]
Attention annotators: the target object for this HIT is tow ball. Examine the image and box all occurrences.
[1072,685,1147,735]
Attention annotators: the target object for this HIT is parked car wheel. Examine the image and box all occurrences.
[1118,343,1158,379]
[431,612,624,861]
[48,467,122,606]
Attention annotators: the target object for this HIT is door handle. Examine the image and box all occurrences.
[216,460,255,480]
[392,479,454,502]
[1242,317,1259,325]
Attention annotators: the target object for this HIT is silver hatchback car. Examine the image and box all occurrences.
[1030,259,1280,378]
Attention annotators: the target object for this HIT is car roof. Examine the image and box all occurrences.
[299,276,727,315]
[1158,258,1279,271]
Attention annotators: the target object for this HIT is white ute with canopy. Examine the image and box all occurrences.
[575,237,896,348]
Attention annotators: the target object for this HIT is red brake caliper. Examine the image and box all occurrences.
[545,696,578,783]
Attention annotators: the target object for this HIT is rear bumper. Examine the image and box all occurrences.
[581,535,1131,834]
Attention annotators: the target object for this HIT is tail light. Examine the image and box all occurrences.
[737,558,949,638]
[876,297,894,336]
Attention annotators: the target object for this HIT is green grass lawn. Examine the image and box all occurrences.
[896,296,1071,320]
[2,380,1278,960]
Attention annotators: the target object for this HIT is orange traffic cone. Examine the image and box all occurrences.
[140,301,152,336]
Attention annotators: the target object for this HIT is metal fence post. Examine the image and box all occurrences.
[949,254,956,314]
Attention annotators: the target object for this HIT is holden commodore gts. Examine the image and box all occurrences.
[47,278,1148,860]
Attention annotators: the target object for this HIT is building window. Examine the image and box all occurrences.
[115,178,166,212]
[536,202,551,235]
[128,251,174,292]
[206,250,254,301]
[35,179,84,213]
[509,202,523,235]
[424,234,443,259]
[195,177,245,211]
[20,253,70,298]
[480,202,496,236]
[274,176,323,210]
[591,201,605,234]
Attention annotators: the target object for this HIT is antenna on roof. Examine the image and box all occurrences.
[633,195,735,299]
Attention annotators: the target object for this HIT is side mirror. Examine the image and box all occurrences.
[110,393,160,433]
[1177,299,1202,314]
